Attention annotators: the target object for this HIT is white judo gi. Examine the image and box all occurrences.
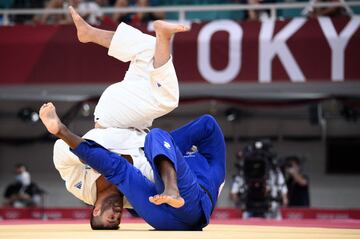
[95,22,179,130]
[53,22,180,207]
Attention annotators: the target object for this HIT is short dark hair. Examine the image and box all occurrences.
[286,156,301,165]
[15,163,26,169]
[89,207,119,230]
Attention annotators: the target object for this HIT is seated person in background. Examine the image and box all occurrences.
[284,156,310,207]
[240,0,277,21]
[95,0,110,7]
[307,0,348,17]
[112,0,164,25]
[41,0,103,25]
[15,164,31,189]
[10,0,45,24]
[267,165,288,219]
[229,174,245,208]
[3,164,44,208]
[40,0,66,24]
[76,0,103,25]
[229,151,245,208]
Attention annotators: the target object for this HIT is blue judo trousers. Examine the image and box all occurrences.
[71,115,226,230]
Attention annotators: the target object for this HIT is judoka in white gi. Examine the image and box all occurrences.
[53,6,188,229]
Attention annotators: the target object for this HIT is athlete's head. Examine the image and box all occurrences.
[90,193,124,230]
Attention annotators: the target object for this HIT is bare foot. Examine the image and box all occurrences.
[68,6,93,43]
[149,192,185,208]
[153,20,189,39]
[39,102,63,136]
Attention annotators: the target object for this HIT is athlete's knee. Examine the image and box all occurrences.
[148,128,168,137]
[200,114,224,141]
[199,114,218,128]
[145,128,177,164]
[146,128,172,144]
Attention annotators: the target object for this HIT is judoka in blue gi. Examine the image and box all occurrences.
[39,102,226,231]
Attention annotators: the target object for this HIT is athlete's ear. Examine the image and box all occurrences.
[93,207,101,216]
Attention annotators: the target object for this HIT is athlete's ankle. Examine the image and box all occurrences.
[56,123,68,138]
[163,186,180,197]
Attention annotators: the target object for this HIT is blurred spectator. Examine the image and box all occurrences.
[239,0,277,21]
[283,156,310,207]
[95,0,110,6]
[77,0,103,24]
[3,164,45,208]
[10,0,45,24]
[41,0,103,25]
[266,165,288,219]
[230,174,245,207]
[112,0,130,23]
[230,151,246,208]
[40,0,67,24]
[112,0,164,25]
[306,0,348,17]
[15,163,31,188]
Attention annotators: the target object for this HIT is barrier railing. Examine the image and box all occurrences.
[1,2,360,26]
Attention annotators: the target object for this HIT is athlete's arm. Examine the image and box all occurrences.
[39,102,128,181]
[70,140,131,179]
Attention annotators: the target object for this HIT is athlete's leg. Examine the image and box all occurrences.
[107,20,188,65]
[144,22,188,113]
[152,21,188,68]
[69,5,188,67]
[143,128,207,228]
[69,6,113,48]
[94,20,187,129]
[149,155,184,208]
[144,129,205,209]
[170,115,226,187]
[39,102,83,149]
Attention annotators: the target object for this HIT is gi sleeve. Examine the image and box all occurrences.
[53,139,83,169]
[70,140,130,185]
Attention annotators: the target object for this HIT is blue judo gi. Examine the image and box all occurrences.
[71,115,226,230]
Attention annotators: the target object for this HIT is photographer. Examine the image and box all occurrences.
[230,140,288,219]
[284,156,310,207]
[267,164,288,219]
[230,151,246,208]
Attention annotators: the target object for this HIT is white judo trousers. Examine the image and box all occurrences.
[94,22,179,130]
[53,22,179,206]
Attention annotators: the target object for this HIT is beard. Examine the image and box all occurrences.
[101,193,123,214]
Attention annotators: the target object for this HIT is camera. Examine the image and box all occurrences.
[236,140,283,218]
